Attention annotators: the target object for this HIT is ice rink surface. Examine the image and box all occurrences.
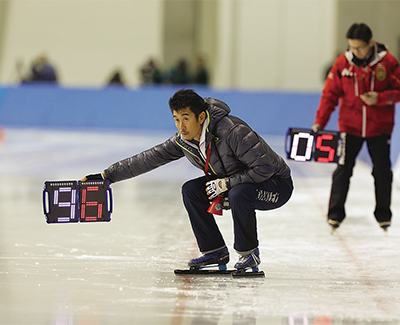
[0,127,400,325]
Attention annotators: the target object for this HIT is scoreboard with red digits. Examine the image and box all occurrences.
[286,128,344,163]
[43,180,112,224]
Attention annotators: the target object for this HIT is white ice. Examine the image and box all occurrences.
[0,127,399,325]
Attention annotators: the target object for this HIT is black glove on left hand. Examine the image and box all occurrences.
[84,173,104,181]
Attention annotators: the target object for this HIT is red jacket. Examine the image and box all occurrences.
[315,42,400,137]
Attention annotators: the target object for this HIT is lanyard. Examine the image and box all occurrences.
[204,142,212,175]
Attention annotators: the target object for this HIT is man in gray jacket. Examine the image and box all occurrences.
[87,89,293,272]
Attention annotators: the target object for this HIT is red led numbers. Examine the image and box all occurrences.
[80,186,103,221]
[315,134,336,163]
[314,131,340,163]
[79,181,111,222]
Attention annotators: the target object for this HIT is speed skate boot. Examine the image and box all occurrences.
[234,248,261,272]
[379,221,391,233]
[188,246,229,271]
[328,219,341,233]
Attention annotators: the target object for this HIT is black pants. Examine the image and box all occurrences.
[182,175,293,253]
[328,133,392,225]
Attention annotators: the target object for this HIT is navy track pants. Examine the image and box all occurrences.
[182,175,293,253]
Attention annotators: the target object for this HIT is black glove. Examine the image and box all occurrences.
[84,173,104,181]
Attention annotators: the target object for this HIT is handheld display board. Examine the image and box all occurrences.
[286,128,343,163]
[43,180,112,224]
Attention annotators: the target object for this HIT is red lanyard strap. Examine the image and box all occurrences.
[204,142,212,175]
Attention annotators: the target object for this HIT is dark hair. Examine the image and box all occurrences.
[169,89,207,118]
[346,23,372,43]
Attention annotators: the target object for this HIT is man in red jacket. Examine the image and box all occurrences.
[312,23,400,232]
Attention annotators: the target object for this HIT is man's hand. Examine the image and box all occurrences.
[360,91,378,106]
[206,178,228,200]
[81,172,105,182]
[311,123,321,133]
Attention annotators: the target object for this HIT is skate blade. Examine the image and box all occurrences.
[232,268,265,278]
[328,220,340,234]
[174,268,235,275]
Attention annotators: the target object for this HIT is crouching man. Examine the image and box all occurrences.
[84,89,293,272]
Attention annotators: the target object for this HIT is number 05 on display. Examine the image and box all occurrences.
[285,128,344,163]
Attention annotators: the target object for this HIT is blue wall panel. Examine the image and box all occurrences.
[0,84,332,134]
[0,84,398,165]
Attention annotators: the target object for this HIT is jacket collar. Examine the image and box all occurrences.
[178,110,212,160]
[345,41,387,67]
[198,111,210,159]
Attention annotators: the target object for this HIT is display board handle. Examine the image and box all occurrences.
[106,187,113,214]
[43,188,50,215]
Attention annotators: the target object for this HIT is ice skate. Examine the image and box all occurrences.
[379,221,390,233]
[174,247,232,275]
[328,219,340,234]
[188,246,229,269]
[233,248,265,277]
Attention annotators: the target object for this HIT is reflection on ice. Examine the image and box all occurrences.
[283,316,400,325]
[0,128,400,324]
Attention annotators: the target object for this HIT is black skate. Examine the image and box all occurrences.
[328,219,341,233]
[379,221,391,233]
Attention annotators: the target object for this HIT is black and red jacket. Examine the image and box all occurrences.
[315,42,400,137]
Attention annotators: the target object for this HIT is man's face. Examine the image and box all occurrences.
[348,38,373,60]
[173,106,206,142]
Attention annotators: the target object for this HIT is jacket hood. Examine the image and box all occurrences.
[204,97,231,132]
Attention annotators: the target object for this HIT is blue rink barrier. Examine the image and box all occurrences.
[0,84,398,165]
[0,84,330,133]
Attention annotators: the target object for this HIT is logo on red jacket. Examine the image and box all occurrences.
[341,67,353,77]
[376,64,386,81]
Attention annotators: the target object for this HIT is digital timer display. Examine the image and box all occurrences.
[79,181,112,222]
[287,129,314,162]
[43,181,78,223]
[314,131,341,163]
[43,180,112,224]
[286,128,343,163]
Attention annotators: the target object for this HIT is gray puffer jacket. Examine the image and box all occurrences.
[104,97,291,188]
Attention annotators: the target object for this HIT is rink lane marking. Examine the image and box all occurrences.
[307,184,393,316]
[170,243,199,325]
[0,255,137,261]
[170,275,193,325]
[334,233,392,315]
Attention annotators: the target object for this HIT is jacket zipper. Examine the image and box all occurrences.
[361,71,376,138]
[175,139,204,166]
[354,72,367,138]
[362,105,367,138]
[174,138,218,175]
[354,72,359,96]
[370,70,375,91]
